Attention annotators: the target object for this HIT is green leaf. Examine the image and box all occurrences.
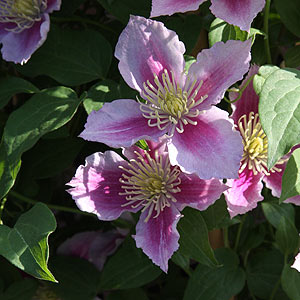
[247,250,287,300]
[48,256,101,300]
[17,26,112,86]
[178,207,218,267]
[285,45,300,68]
[0,87,82,199]
[2,279,38,300]
[275,217,299,255]
[99,237,162,290]
[262,200,295,228]
[253,65,279,95]
[0,203,56,282]
[280,148,300,202]
[258,68,300,168]
[96,0,151,24]
[183,248,245,300]
[184,55,196,74]
[208,18,263,47]
[200,197,230,230]
[274,0,300,37]
[171,251,190,272]
[0,77,38,110]
[106,288,148,300]
[282,264,300,300]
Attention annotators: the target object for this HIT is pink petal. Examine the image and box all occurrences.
[115,15,185,93]
[175,173,228,211]
[168,106,243,179]
[224,168,264,218]
[230,65,260,124]
[292,251,300,272]
[46,0,61,13]
[187,40,251,110]
[58,230,124,271]
[67,151,139,220]
[80,99,163,148]
[1,15,49,64]
[210,0,265,31]
[150,0,205,17]
[134,205,181,273]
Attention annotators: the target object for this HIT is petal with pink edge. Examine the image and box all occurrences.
[80,99,163,148]
[150,0,205,17]
[175,173,228,211]
[224,168,264,218]
[230,65,260,124]
[1,15,49,64]
[168,106,243,179]
[187,40,251,110]
[292,251,300,272]
[210,0,265,31]
[115,15,185,93]
[67,151,139,220]
[134,205,181,273]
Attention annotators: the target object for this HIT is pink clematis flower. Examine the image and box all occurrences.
[224,66,300,218]
[0,0,61,64]
[57,230,126,271]
[150,0,265,32]
[80,15,252,180]
[67,139,227,272]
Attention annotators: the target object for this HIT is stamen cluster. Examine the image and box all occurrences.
[0,0,46,32]
[140,69,207,137]
[119,150,181,222]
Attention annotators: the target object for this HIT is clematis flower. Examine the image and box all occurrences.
[80,15,251,180]
[292,251,300,272]
[57,230,126,271]
[66,139,227,272]
[224,66,300,218]
[150,0,265,32]
[0,0,61,64]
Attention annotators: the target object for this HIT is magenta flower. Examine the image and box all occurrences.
[0,0,61,64]
[67,139,227,272]
[151,0,265,31]
[224,66,300,218]
[57,230,125,271]
[80,15,252,180]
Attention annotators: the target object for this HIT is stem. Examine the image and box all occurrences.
[269,277,281,300]
[263,0,272,64]
[223,227,230,248]
[51,16,117,35]
[0,198,7,225]
[234,215,246,252]
[9,191,95,217]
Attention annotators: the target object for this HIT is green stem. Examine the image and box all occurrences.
[223,227,230,248]
[0,198,7,225]
[263,0,272,64]
[51,16,117,35]
[269,277,281,300]
[9,191,95,217]
[234,215,246,252]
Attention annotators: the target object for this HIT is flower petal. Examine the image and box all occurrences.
[45,0,61,13]
[168,106,243,179]
[230,65,260,124]
[187,40,251,110]
[175,173,228,211]
[115,15,185,93]
[210,0,265,31]
[80,99,163,148]
[224,168,264,218]
[292,251,300,272]
[1,15,50,64]
[134,205,181,273]
[67,151,139,220]
[150,0,205,17]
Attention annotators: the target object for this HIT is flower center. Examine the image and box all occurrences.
[119,150,181,222]
[238,112,285,175]
[0,0,46,33]
[140,69,208,137]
